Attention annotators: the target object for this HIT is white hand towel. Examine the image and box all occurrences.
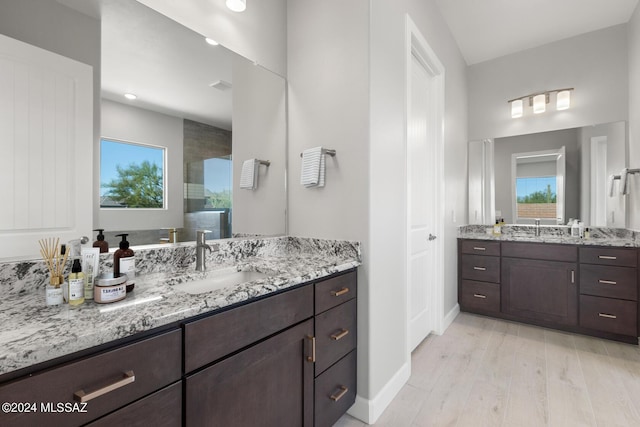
[301,147,325,188]
[240,159,258,190]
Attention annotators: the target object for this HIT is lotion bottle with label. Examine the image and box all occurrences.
[114,234,135,292]
[68,258,85,306]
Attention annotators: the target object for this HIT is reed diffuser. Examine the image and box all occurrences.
[39,238,69,305]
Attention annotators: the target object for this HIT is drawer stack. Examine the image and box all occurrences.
[314,271,357,427]
[579,247,638,338]
[459,240,501,314]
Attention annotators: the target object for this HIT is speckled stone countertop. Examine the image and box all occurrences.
[458,225,639,247]
[0,236,360,376]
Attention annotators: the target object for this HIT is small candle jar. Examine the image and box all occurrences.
[94,273,128,304]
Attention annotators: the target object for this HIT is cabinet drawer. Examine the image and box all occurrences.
[460,240,500,256]
[185,284,313,372]
[315,351,356,427]
[315,299,357,375]
[87,382,181,427]
[502,242,577,262]
[580,264,637,301]
[0,329,181,427]
[460,280,500,313]
[315,270,357,314]
[579,247,637,267]
[461,254,500,283]
[580,295,637,337]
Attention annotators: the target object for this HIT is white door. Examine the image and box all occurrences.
[407,52,438,351]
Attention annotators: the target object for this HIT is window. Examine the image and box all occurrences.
[100,138,165,209]
[203,156,232,210]
[516,176,557,219]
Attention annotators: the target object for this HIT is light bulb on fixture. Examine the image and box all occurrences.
[511,99,523,118]
[205,37,219,46]
[124,93,137,100]
[533,94,546,114]
[226,0,246,12]
[556,90,571,110]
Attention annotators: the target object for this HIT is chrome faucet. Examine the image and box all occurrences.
[535,219,541,237]
[196,230,212,272]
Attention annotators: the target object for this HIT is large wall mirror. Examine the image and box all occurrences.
[469,121,627,228]
[97,0,287,245]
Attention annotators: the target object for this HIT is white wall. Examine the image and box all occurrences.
[288,0,467,423]
[628,5,640,230]
[100,99,184,231]
[468,25,628,141]
[232,54,287,236]
[135,0,287,77]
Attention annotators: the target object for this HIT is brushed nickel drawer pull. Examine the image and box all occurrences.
[331,288,349,297]
[74,371,135,403]
[473,267,486,271]
[473,247,486,251]
[599,279,617,285]
[598,313,617,319]
[473,294,487,299]
[331,329,349,340]
[306,335,316,363]
[330,386,348,402]
[571,270,575,284]
[599,255,617,260]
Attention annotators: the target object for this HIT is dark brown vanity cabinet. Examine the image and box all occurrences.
[459,239,639,344]
[185,319,315,427]
[459,240,501,315]
[0,268,358,427]
[0,329,182,427]
[501,242,578,326]
[183,268,358,427]
[578,247,638,337]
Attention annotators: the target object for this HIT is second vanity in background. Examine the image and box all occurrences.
[458,226,639,344]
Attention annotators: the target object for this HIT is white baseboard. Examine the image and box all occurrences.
[347,362,410,424]
[442,303,460,333]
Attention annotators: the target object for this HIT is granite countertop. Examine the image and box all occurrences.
[458,225,639,248]
[0,241,360,377]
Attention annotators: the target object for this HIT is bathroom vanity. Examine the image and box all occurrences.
[458,227,639,344]
[0,236,360,427]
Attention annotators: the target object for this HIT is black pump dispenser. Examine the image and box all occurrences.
[93,229,109,253]
[116,233,130,250]
[72,258,82,273]
[114,233,135,292]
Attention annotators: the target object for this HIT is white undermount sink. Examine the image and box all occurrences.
[173,267,273,295]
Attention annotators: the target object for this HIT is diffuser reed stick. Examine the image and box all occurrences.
[39,238,68,286]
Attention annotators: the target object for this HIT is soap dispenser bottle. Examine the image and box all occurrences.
[93,229,109,253]
[114,233,135,292]
[68,258,85,306]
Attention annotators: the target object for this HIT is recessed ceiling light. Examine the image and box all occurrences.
[124,93,137,100]
[205,37,219,46]
[226,0,246,12]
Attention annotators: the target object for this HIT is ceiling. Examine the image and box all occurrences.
[58,0,235,129]
[435,0,639,65]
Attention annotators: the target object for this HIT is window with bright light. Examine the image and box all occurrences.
[100,138,165,209]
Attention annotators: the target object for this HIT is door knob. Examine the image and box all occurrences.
[428,234,437,241]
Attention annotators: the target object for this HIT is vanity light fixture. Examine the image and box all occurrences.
[124,93,137,100]
[508,88,574,118]
[511,99,523,118]
[226,0,246,12]
[205,37,219,46]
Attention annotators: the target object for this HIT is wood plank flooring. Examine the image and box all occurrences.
[335,312,640,426]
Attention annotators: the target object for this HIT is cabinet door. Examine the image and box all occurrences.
[185,319,314,427]
[502,258,578,325]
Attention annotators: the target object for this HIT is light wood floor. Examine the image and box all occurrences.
[336,312,640,427]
